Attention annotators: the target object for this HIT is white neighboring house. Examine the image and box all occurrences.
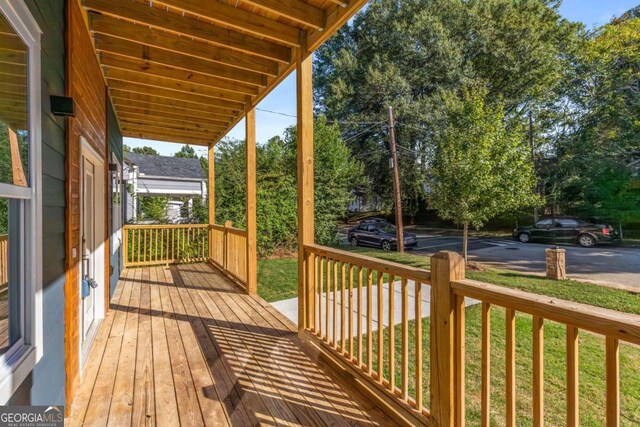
[123,153,207,223]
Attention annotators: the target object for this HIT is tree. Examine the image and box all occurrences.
[139,196,168,222]
[131,146,159,155]
[429,88,539,261]
[175,145,198,158]
[315,0,581,215]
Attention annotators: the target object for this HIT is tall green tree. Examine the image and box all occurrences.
[429,88,539,260]
[131,146,159,155]
[174,145,198,158]
[314,0,581,215]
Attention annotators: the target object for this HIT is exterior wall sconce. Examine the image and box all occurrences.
[50,95,75,117]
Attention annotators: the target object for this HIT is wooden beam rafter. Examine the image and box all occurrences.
[119,117,224,134]
[121,129,212,146]
[240,0,325,30]
[103,67,247,104]
[111,99,236,122]
[89,13,279,77]
[95,35,266,88]
[100,53,257,97]
[106,80,245,111]
[82,0,291,63]
[114,106,230,127]
[121,124,217,143]
[109,90,240,118]
[153,0,301,47]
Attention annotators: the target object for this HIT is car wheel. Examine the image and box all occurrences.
[518,232,530,243]
[381,240,392,252]
[578,234,596,248]
[350,236,358,247]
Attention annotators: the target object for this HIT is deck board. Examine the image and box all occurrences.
[68,263,395,426]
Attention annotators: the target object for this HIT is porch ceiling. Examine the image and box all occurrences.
[80,0,368,146]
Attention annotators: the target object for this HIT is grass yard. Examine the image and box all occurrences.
[257,246,640,425]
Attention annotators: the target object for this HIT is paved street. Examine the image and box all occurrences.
[409,233,640,289]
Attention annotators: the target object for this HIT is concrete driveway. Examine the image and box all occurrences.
[410,233,640,289]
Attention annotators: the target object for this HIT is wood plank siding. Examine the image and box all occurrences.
[67,263,395,426]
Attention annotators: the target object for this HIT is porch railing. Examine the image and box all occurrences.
[0,234,7,288]
[300,246,640,426]
[209,223,247,285]
[123,224,209,267]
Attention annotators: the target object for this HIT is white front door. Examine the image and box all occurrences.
[81,156,97,341]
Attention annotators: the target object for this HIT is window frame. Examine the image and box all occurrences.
[0,0,43,404]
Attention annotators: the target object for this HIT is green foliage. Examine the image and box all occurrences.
[428,87,539,229]
[139,196,168,222]
[214,117,364,256]
[174,145,198,158]
[131,146,159,155]
[315,0,581,213]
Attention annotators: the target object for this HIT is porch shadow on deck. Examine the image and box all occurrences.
[66,263,394,426]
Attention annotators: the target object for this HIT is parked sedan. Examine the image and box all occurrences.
[348,221,418,251]
[513,217,621,247]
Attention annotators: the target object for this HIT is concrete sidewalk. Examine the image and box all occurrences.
[271,280,479,337]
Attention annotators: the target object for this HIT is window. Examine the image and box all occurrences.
[535,219,553,228]
[0,0,42,403]
[557,219,579,228]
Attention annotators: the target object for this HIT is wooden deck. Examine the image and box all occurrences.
[67,263,394,426]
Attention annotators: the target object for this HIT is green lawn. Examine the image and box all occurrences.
[257,246,640,425]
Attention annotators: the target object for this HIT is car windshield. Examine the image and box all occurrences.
[377,223,396,233]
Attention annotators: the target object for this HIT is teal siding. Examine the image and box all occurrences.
[9,0,67,406]
[108,100,123,297]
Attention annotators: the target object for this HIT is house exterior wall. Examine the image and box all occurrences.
[8,0,67,407]
[107,100,123,298]
[64,0,108,412]
[137,177,205,196]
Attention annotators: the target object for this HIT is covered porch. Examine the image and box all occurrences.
[67,263,393,426]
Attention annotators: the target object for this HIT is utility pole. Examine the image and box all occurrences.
[388,106,404,253]
[530,110,539,222]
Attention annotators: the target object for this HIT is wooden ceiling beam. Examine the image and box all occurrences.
[0,63,26,77]
[0,48,26,66]
[122,129,212,146]
[82,0,291,63]
[240,0,325,30]
[115,106,230,127]
[103,68,247,104]
[89,13,279,77]
[112,99,236,122]
[153,0,300,47]
[95,35,266,88]
[121,123,218,141]
[107,80,245,111]
[118,117,225,134]
[109,89,241,118]
[100,53,258,97]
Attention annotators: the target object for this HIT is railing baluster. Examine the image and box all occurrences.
[326,258,331,344]
[415,281,423,412]
[455,294,466,426]
[333,259,338,348]
[388,275,395,394]
[606,337,619,427]
[348,264,354,359]
[367,268,373,375]
[318,256,323,338]
[341,262,346,354]
[377,270,384,383]
[533,315,544,427]
[566,326,579,427]
[357,266,363,368]
[401,277,409,402]
[506,308,516,427]
[482,302,491,427]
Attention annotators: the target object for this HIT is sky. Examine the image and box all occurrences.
[124,0,639,157]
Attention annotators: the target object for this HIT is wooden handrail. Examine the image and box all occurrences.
[125,223,208,230]
[123,224,209,267]
[452,278,640,345]
[304,244,431,284]
[208,223,247,237]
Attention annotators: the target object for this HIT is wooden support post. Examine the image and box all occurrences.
[297,48,314,336]
[245,104,257,294]
[208,143,215,225]
[430,251,465,427]
[9,128,27,186]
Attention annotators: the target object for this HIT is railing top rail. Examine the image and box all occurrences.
[209,224,248,236]
[304,243,431,284]
[453,278,640,345]
[0,234,6,241]
[124,224,209,230]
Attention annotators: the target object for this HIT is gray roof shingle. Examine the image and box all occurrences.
[125,153,204,180]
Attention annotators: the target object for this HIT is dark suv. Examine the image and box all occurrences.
[513,217,620,247]
[347,221,418,251]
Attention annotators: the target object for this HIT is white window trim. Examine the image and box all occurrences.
[0,0,43,404]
